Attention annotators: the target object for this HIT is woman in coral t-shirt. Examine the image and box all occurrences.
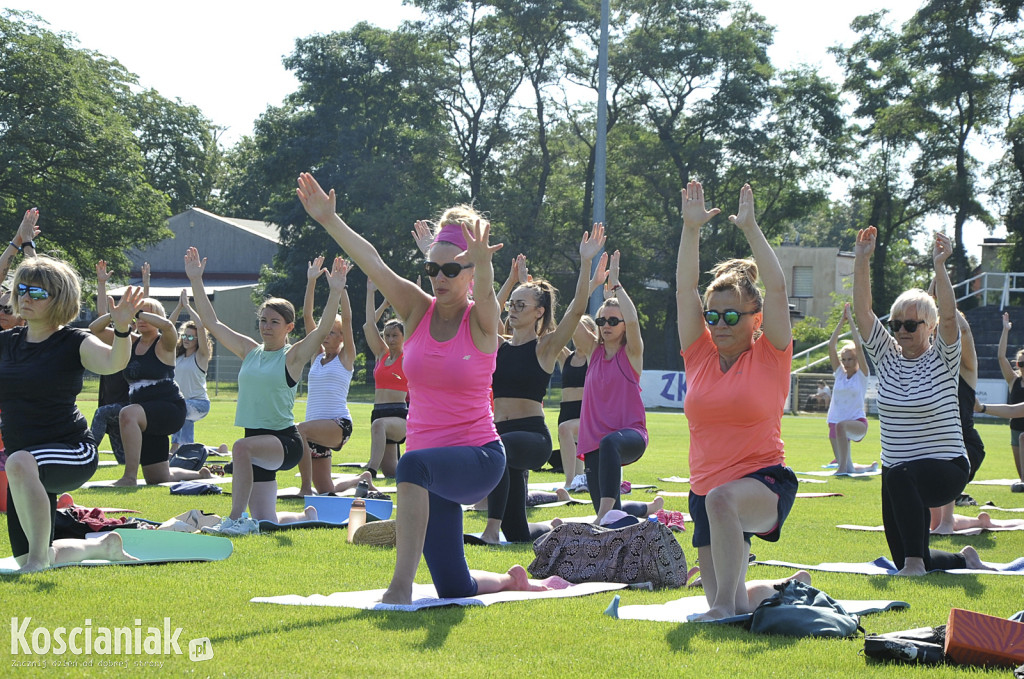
[677,181,805,622]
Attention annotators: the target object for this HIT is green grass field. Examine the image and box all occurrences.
[2,396,1023,678]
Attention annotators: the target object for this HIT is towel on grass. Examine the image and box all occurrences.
[251,581,627,611]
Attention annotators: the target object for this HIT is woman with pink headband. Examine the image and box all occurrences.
[297,173,568,603]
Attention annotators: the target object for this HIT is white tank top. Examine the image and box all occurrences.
[305,352,352,422]
[174,353,209,401]
[826,366,867,424]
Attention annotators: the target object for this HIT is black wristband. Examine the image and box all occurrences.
[24,240,35,250]
[113,328,131,338]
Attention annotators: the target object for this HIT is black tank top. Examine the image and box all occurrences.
[561,351,587,389]
[1010,376,1024,431]
[491,339,551,403]
[124,337,175,384]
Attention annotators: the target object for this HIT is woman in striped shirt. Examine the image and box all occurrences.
[852,227,990,575]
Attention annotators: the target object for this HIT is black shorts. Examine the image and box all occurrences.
[371,403,408,445]
[689,464,798,549]
[7,438,98,558]
[558,400,582,425]
[244,426,303,482]
[308,417,354,458]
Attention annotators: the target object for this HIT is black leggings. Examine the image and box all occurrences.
[488,417,552,542]
[583,429,647,516]
[881,455,970,571]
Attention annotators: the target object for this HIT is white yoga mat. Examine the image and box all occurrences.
[610,594,908,624]
[755,556,1024,576]
[658,475,826,485]
[981,504,1024,513]
[82,476,233,488]
[969,478,1022,486]
[251,581,627,611]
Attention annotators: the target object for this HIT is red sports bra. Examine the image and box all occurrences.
[373,351,408,393]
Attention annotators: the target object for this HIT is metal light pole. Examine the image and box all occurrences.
[589,0,610,316]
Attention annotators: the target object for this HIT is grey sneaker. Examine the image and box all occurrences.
[226,517,260,536]
[201,517,239,535]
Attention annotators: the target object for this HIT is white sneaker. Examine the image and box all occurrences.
[570,474,588,492]
[201,517,239,535]
[226,517,260,536]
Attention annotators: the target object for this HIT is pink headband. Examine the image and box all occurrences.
[433,223,468,252]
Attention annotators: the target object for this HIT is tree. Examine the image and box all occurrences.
[0,10,170,279]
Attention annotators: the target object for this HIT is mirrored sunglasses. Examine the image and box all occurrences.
[16,284,49,300]
[704,309,755,326]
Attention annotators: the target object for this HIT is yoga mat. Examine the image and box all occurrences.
[526,481,656,492]
[275,486,397,499]
[83,476,232,488]
[464,532,510,545]
[97,460,117,467]
[656,491,840,499]
[981,504,1024,513]
[303,496,393,524]
[658,476,827,485]
[0,529,232,573]
[251,581,627,611]
[795,469,880,478]
[257,514,388,533]
[609,594,909,624]
[969,479,1022,486]
[754,556,1024,576]
[838,523,1024,535]
[333,462,367,468]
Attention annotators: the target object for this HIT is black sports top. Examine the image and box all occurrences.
[1010,376,1024,431]
[492,339,551,403]
[124,337,175,384]
[0,326,94,451]
[561,351,587,390]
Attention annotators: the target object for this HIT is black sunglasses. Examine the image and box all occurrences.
[424,261,473,279]
[889,319,926,333]
[704,309,755,326]
[595,317,623,327]
[0,305,11,314]
[16,284,49,300]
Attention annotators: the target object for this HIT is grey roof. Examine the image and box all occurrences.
[188,207,281,244]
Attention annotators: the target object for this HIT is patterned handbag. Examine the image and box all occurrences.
[528,519,688,588]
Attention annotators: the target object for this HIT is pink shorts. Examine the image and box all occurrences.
[829,418,868,440]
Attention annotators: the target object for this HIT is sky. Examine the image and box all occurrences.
[4,0,1004,255]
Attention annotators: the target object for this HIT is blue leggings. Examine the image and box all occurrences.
[395,440,505,598]
[584,429,647,516]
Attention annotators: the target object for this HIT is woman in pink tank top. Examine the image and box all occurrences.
[298,174,569,604]
[677,181,803,622]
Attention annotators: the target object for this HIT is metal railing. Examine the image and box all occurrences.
[791,270,1024,374]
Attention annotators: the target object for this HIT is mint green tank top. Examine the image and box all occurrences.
[234,344,296,430]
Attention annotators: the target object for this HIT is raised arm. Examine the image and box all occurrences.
[828,309,845,371]
[339,284,356,371]
[92,259,115,344]
[80,287,145,375]
[957,310,978,386]
[138,310,179,358]
[411,219,435,256]
[363,279,387,358]
[182,290,213,369]
[932,232,958,347]
[852,227,877,338]
[537,224,606,370]
[999,312,1017,386]
[845,304,869,376]
[677,181,720,352]
[141,261,150,298]
[185,247,258,360]
[288,257,348,378]
[609,250,644,373]
[167,289,186,327]
[303,255,325,337]
[461,219,503,352]
[297,173,429,325]
[730,183,789,351]
[0,208,41,285]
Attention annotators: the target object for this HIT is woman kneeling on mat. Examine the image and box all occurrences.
[186,248,348,535]
[825,304,876,475]
[677,182,806,621]
[363,279,408,478]
[853,227,991,574]
[298,173,568,603]
[2,247,144,571]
